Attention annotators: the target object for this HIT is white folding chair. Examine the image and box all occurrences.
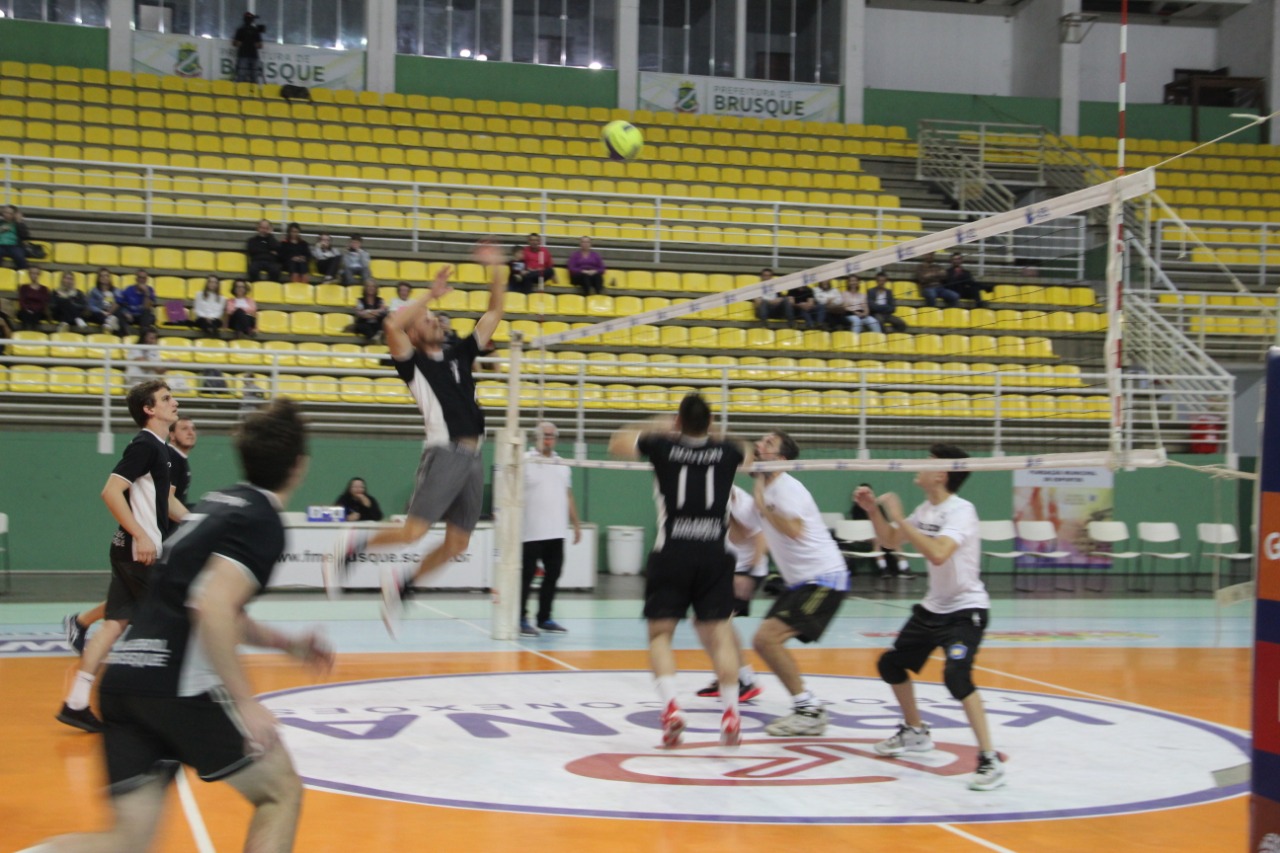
[1085,520,1140,593]
[979,520,1024,578]
[821,512,845,534]
[1014,519,1071,592]
[834,519,883,558]
[1196,523,1253,590]
[1137,522,1190,593]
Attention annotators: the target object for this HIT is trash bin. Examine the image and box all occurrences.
[607,526,645,575]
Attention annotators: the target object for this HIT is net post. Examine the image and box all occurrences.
[1105,182,1126,464]
[1251,346,1280,849]
[492,332,525,641]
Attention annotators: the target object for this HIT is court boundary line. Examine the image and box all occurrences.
[938,823,1020,852]
[412,601,581,671]
[176,767,217,853]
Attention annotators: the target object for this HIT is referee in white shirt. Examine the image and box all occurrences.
[520,422,582,637]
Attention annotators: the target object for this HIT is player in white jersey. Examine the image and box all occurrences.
[733,431,849,737]
[854,443,1005,791]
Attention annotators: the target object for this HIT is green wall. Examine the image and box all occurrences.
[0,429,1238,578]
[0,19,107,69]
[395,55,618,108]
[1079,102,1264,143]
[865,89,1061,137]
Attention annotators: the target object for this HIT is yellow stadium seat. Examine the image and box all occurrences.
[283,283,315,305]
[296,343,331,367]
[291,312,322,336]
[9,365,49,394]
[192,339,228,365]
[11,331,49,357]
[257,310,289,335]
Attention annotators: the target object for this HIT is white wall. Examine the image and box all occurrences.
[1079,21,1217,103]
[1215,0,1273,79]
[1010,0,1062,98]
[864,6,1014,95]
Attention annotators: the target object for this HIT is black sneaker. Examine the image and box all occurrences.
[537,620,568,633]
[56,704,104,733]
[696,680,764,701]
[63,613,87,654]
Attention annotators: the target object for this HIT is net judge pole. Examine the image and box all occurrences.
[1105,0,1129,463]
[491,333,525,640]
[1252,347,1280,850]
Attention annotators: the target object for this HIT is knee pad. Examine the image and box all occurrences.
[877,651,909,685]
[943,660,976,701]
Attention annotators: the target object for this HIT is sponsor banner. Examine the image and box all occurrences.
[1012,468,1114,569]
[1263,492,1280,603]
[261,671,1248,824]
[132,31,365,89]
[637,71,841,124]
[1256,641,1280,759]
[1257,347,1280,846]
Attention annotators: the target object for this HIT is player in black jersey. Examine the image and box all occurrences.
[56,380,188,734]
[610,393,751,748]
[327,242,507,636]
[24,399,332,853]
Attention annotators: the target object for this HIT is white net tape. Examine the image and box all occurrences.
[528,169,1156,350]
[525,449,1168,472]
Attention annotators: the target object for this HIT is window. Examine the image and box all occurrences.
[512,0,616,67]
[132,0,365,48]
[397,0,501,59]
[638,0,735,79]
[744,0,839,83]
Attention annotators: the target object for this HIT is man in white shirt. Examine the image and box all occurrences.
[854,444,1005,791]
[734,431,849,737]
[520,422,582,637]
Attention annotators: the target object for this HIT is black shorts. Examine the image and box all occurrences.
[643,547,735,622]
[105,542,151,621]
[732,573,765,617]
[765,582,846,643]
[407,444,484,533]
[100,689,256,796]
[884,604,989,673]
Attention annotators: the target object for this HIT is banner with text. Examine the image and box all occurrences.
[1252,347,1280,851]
[132,31,365,90]
[1012,468,1114,569]
[638,72,841,124]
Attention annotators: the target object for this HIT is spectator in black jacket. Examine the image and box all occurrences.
[0,204,32,270]
[277,223,311,283]
[942,252,988,308]
[867,272,907,333]
[245,219,282,282]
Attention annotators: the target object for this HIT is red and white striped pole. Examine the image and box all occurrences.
[1105,0,1129,459]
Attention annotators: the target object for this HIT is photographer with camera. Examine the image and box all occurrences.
[232,11,265,84]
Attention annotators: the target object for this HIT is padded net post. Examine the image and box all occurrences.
[491,334,525,640]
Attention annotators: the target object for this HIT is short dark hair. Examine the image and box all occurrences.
[678,392,712,435]
[127,379,169,428]
[771,430,799,460]
[235,397,309,491]
[930,443,971,493]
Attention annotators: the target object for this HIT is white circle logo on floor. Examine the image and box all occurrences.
[261,671,1247,824]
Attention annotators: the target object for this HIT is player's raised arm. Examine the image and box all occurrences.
[384,263,454,359]
[608,415,676,459]
[471,240,507,348]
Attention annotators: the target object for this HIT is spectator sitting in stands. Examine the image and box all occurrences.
[193,275,227,338]
[17,265,51,330]
[340,235,372,285]
[278,223,311,283]
[125,327,166,384]
[842,276,882,334]
[51,271,88,332]
[225,279,258,339]
[388,281,414,312]
[942,252,988,308]
[567,236,606,296]
[507,244,528,293]
[335,477,384,522]
[788,281,821,329]
[87,268,121,333]
[752,268,795,325]
[245,219,282,282]
[0,204,32,270]
[914,252,959,308]
[118,269,157,332]
[353,281,387,341]
[867,272,907,333]
[520,232,555,292]
[312,232,342,282]
[813,278,845,330]
[0,298,12,354]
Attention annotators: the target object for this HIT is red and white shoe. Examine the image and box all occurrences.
[720,707,742,747]
[660,701,686,748]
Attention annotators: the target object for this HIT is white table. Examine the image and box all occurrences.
[269,520,598,591]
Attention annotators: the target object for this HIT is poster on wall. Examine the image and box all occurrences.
[1012,468,1113,569]
[132,31,365,90]
[638,71,841,124]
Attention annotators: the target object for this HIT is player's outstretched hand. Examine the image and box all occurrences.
[853,486,878,513]
[429,264,454,301]
[289,630,335,673]
[473,239,504,268]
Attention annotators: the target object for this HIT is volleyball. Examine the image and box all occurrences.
[601,120,644,161]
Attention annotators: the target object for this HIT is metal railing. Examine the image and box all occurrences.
[0,154,1089,279]
[1153,217,1279,290]
[916,122,1019,214]
[0,339,1234,456]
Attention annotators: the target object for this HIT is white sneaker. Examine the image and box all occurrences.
[380,569,404,639]
[323,529,367,599]
[969,753,1006,791]
[874,722,934,756]
[764,706,828,736]
[660,700,686,748]
[75,318,87,329]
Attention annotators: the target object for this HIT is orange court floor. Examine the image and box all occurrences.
[1,639,1251,853]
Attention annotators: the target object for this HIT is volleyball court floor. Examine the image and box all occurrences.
[0,580,1253,853]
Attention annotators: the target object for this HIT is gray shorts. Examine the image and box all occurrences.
[407,443,484,532]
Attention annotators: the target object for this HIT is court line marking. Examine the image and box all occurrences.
[938,823,1019,853]
[176,767,217,853]
[413,601,581,672]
